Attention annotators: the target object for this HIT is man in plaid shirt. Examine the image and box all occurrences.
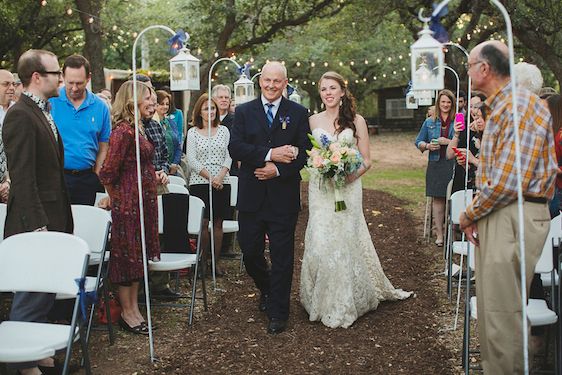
[460,41,557,374]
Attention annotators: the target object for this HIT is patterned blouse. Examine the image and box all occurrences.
[186,125,232,186]
[465,82,557,221]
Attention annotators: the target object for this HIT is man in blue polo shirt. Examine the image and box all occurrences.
[50,54,110,205]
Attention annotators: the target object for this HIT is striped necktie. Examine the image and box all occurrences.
[265,103,274,128]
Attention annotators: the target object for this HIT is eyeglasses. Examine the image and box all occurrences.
[37,70,63,76]
[0,82,16,87]
[464,61,485,71]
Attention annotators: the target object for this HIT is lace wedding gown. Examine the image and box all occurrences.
[299,127,412,328]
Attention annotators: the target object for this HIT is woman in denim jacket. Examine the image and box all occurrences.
[415,89,456,246]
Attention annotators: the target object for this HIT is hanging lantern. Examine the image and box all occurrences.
[233,72,254,105]
[289,88,301,104]
[169,47,200,91]
[414,90,433,106]
[410,23,444,91]
[405,91,418,109]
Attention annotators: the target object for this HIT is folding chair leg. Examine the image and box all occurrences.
[189,260,198,325]
[79,322,92,375]
[103,284,115,344]
[63,300,81,375]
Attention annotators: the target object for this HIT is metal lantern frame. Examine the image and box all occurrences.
[170,46,200,91]
[206,57,247,289]
[410,23,445,92]
[233,72,254,105]
[131,25,202,362]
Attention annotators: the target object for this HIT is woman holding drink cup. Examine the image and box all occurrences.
[447,92,487,193]
[415,89,457,246]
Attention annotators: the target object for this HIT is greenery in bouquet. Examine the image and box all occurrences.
[306,133,363,211]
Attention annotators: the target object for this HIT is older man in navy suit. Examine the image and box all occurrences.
[229,61,310,334]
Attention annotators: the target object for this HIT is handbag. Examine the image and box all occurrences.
[97,293,122,325]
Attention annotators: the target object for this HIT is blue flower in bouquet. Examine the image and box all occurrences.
[319,133,330,147]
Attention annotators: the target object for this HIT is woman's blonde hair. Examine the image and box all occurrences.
[111,81,151,128]
[433,89,456,123]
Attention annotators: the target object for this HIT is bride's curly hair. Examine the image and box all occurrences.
[318,71,357,137]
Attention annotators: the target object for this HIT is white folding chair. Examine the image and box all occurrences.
[167,183,189,195]
[71,205,114,345]
[464,215,560,374]
[152,194,207,325]
[0,232,92,375]
[205,176,240,277]
[168,175,187,187]
[446,189,473,301]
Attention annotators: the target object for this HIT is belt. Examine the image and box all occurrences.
[64,168,93,176]
[524,196,547,204]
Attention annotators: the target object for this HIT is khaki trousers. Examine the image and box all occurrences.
[475,201,550,374]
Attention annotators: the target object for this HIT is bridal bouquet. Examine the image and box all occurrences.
[306,133,363,211]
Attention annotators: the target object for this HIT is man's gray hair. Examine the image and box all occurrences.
[212,84,231,98]
[514,62,543,95]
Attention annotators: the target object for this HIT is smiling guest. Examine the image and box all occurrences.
[50,54,111,205]
[415,89,457,247]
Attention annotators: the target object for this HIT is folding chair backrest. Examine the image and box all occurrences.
[450,189,474,225]
[225,176,238,207]
[168,175,187,186]
[535,214,561,274]
[72,205,111,255]
[0,203,6,241]
[0,232,89,295]
[158,188,189,234]
[167,184,189,194]
[94,192,108,207]
[188,196,205,235]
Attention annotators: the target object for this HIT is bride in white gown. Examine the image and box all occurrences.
[300,71,412,329]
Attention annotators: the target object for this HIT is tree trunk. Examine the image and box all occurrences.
[75,0,105,92]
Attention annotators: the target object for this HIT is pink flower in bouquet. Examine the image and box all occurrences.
[330,152,342,163]
[309,148,320,158]
[329,142,341,152]
[312,155,324,168]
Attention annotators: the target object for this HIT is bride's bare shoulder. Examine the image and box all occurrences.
[309,112,325,128]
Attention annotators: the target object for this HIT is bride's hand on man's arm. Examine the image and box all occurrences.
[271,145,296,163]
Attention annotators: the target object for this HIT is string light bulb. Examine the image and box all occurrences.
[88,17,94,24]
[41,0,47,6]
[66,8,73,15]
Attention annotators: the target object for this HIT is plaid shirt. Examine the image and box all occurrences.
[143,118,169,173]
[465,82,557,221]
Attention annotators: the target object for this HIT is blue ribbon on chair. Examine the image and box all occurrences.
[167,29,188,54]
[75,277,97,321]
[236,63,251,78]
[430,3,449,43]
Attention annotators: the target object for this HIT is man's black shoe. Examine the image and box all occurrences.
[267,318,287,334]
[259,294,268,312]
[152,287,181,301]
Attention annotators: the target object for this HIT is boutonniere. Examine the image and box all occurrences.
[280,115,291,130]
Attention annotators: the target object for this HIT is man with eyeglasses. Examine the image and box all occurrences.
[459,41,557,375]
[3,49,73,375]
[49,54,111,206]
[0,70,16,203]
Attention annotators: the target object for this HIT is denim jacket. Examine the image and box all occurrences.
[414,117,455,161]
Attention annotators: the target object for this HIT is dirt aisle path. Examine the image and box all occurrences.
[85,185,454,374]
